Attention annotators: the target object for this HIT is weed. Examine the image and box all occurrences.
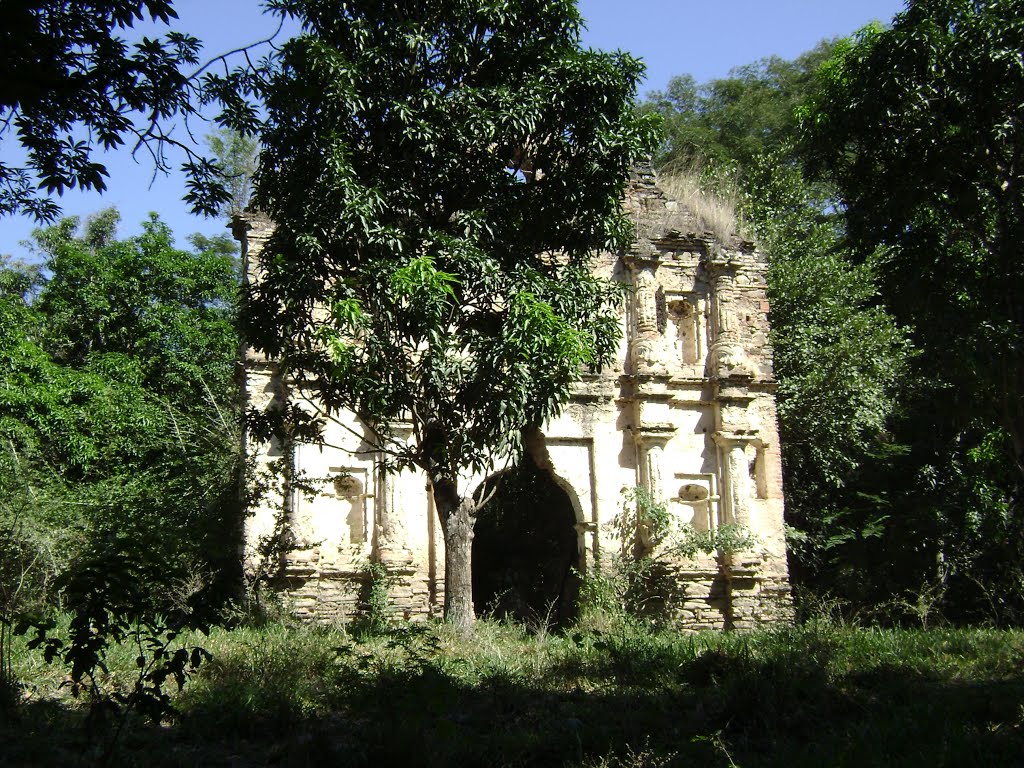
[15,542,213,766]
[655,160,748,243]
[5,620,1024,766]
[580,487,758,627]
[354,559,397,635]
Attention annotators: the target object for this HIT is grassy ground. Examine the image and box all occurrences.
[3,614,1024,767]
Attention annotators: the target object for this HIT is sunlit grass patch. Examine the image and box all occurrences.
[6,617,1024,766]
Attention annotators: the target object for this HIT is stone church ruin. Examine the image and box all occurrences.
[238,168,793,629]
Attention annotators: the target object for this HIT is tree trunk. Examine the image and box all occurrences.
[431,475,477,632]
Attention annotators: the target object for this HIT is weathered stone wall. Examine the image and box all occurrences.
[237,169,792,629]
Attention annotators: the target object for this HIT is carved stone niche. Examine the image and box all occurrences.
[666,294,707,368]
[671,472,719,532]
[333,472,368,545]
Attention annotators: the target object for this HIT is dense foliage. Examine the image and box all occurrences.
[802,2,1024,475]
[645,0,1023,623]
[237,0,657,627]
[204,128,260,219]
[0,211,242,642]
[797,0,1024,622]
[644,41,834,170]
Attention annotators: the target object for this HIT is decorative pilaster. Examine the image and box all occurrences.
[374,421,415,569]
[632,423,676,553]
[627,253,669,374]
[634,424,675,504]
[713,431,756,529]
[705,256,757,381]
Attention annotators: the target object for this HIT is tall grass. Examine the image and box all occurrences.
[5,617,1024,766]
[655,161,748,244]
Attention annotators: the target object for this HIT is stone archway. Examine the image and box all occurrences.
[472,454,582,628]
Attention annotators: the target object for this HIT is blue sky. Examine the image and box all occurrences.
[1,0,907,258]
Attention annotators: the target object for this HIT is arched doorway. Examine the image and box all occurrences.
[472,454,581,628]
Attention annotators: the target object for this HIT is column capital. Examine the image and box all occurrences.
[713,430,761,449]
[632,423,676,447]
[385,420,415,441]
[624,249,664,271]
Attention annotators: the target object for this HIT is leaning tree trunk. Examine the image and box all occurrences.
[431,475,478,632]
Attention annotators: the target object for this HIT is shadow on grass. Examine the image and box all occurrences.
[4,626,1024,767]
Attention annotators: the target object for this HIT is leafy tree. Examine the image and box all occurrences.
[644,41,835,170]
[0,1,290,222]
[0,212,242,618]
[0,1,209,219]
[799,0,1024,620]
[204,128,260,219]
[1,229,234,727]
[742,154,913,602]
[32,208,239,409]
[243,0,658,629]
[800,1,1024,483]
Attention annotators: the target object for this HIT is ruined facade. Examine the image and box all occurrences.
[238,169,792,629]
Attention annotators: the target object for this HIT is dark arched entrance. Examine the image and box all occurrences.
[472,455,581,628]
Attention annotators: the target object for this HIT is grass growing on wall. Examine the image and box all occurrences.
[655,163,748,244]
[4,616,1024,766]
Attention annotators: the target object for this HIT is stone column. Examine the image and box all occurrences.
[374,462,391,547]
[628,254,668,374]
[713,431,754,529]
[638,431,672,504]
[633,424,676,552]
[706,258,755,381]
[375,421,415,568]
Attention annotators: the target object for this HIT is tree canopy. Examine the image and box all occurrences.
[1,212,241,626]
[33,209,239,405]
[792,0,1024,620]
[243,0,657,628]
[0,1,205,220]
[800,0,1024,481]
[204,129,260,219]
[0,0,287,222]
[643,41,835,171]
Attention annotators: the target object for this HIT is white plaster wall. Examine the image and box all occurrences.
[239,172,794,627]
